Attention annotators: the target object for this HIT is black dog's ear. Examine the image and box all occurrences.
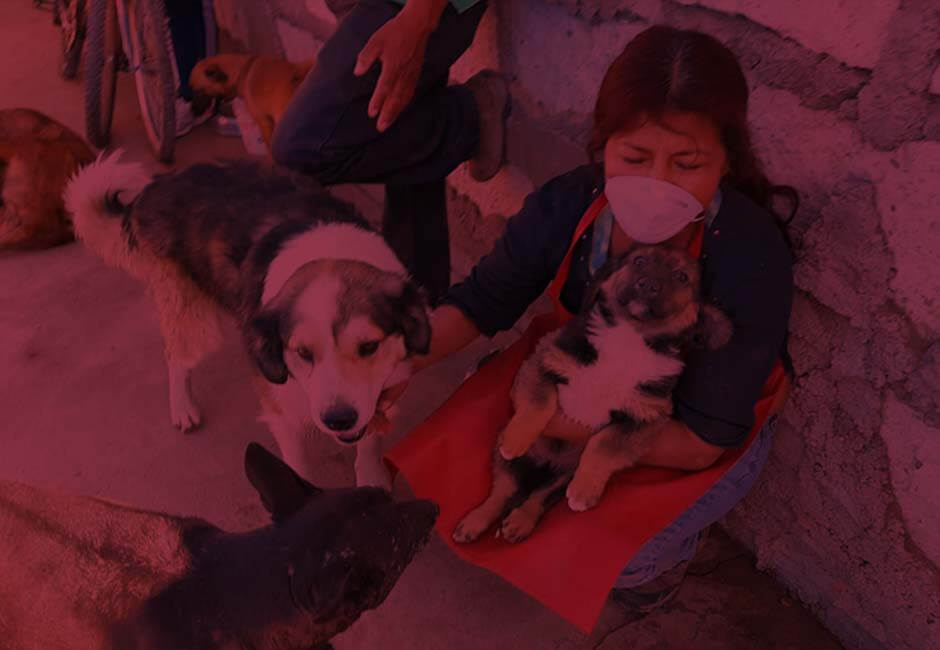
[244,442,322,522]
[695,303,734,350]
[203,64,228,83]
[374,280,432,356]
[245,311,288,384]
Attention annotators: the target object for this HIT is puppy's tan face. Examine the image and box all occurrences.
[250,261,430,444]
[601,245,701,333]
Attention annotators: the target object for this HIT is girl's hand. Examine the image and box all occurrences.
[368,379,411,436]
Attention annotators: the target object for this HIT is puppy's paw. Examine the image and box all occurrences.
[500,507,537,543]
[566,476,604,512]
[170,395,202,432]
[497,428,532,460]
[453,510,492,544]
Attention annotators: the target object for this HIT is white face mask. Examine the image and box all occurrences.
[605,176,704,244]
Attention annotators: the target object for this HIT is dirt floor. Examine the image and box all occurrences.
[0,4,845,648]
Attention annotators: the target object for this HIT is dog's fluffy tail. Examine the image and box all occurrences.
[64,149,151,268]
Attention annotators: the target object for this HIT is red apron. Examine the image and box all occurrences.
[386,194,789,633]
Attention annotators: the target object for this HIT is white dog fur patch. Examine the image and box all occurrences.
[262,224,408,305]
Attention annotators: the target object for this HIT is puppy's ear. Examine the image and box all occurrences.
[373,279,432,356]
[244,442,322,523]
[695,303,734,350]
[203,64,229,83]
[245,310,289,384]
[580,251,630,313]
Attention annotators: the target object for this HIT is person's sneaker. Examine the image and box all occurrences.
[175,97,216,138]
[610,526,712,615]
[610,562,688,615]
[464,69,510,182]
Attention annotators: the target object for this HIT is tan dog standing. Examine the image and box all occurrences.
[189,54,314,150]
[0,108,95,250]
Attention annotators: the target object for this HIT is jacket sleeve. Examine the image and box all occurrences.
[673,221,794,448]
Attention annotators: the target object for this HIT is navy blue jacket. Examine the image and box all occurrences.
[444,164,794,448]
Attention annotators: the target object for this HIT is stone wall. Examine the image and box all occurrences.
[211,2,940,648]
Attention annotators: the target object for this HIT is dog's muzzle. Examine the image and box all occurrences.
[336,427,368,444]
[322,405,366,444]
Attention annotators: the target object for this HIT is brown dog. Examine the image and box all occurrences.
[189,53,313,149]
[0,108,95,250]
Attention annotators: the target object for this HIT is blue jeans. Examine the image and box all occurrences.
[272,0,488,303]
[615,416,776,588]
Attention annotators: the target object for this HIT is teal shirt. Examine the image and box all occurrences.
[389,0,482,13]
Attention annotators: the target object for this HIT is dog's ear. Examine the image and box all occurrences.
[580,251,630,313]
[398,281,432,355]
[203,64,229,83]
[373,279,432,356]
[246,311,289,384]
[244,442,323,523]
[695,303,734,350]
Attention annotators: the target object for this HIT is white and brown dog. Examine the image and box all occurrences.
[64,153,429,488]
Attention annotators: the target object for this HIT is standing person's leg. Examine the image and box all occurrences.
[384,180,450,302]
[271,1,506,301]
[272,0,496,185]
[164,0,213,134]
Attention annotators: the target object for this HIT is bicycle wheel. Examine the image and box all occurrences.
[123,0,175,163]
[59,0,86,79]
[84,0,120,148]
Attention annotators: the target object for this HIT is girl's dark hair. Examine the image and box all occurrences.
[590,25,798,235]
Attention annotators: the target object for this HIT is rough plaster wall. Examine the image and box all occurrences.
[209,2,939,647]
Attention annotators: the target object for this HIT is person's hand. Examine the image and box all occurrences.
[353,2,445,132]
[367,378,411,436]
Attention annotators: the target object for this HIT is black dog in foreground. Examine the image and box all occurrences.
[0,443,438,650]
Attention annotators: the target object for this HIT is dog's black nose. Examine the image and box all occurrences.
[322,407,359,432]
[637,277,661,295]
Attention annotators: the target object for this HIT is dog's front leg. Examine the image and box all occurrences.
[255,376,320,483]
[354,434,392,491]
[566,421,662,512]
[168,361,201,431]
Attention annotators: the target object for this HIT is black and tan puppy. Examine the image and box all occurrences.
[453,246,733,544]
[189,53,314,149]
[0,108,95,250]
[0,442,438,650]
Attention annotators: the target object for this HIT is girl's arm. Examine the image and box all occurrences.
[541,413,724,471]
[411,305,482,373]
[635,419,724,470]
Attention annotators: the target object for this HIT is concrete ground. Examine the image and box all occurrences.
[1,5,845,649]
